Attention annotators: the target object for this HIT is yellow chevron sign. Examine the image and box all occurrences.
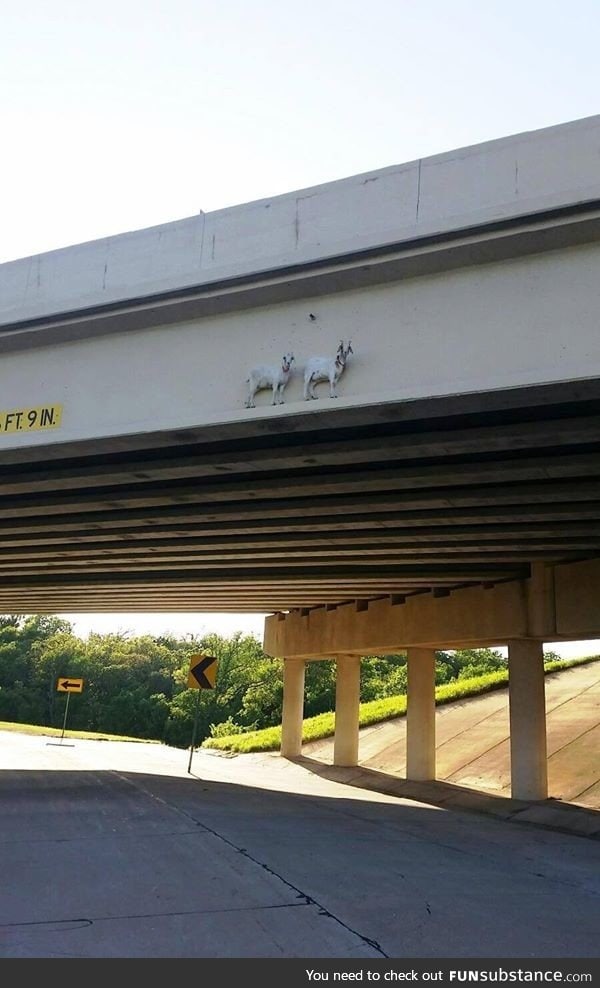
[56,677,84,693]
[187,655,218,690]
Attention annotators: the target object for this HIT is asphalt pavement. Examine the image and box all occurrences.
[0,730,599,958]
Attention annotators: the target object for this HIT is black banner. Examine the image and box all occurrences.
[2,958,598,984]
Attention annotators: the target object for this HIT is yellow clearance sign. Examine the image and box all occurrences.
[56,677,84,693]
[0,404,63,434]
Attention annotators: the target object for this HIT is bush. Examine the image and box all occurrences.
[209,717,244,738]
[202,655,599,753]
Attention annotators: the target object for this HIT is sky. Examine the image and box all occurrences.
[2,1,600,653]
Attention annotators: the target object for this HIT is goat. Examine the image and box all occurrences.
[303,340,353,400]
[245,352,295,408]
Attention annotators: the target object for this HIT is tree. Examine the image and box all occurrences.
[0,615,518,747]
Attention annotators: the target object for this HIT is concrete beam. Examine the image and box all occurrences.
[333,655,361,767]
[508,640,548,800]
[5,114,600,332]
[527,561,556,638]
[555,557,600,637]
[280,659,305,758]
[406,648,436,781]
[264,579,529,658]
[264,558,600,658]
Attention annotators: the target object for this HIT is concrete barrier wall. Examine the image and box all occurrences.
[0,239,599,450]
[2,115,600,325]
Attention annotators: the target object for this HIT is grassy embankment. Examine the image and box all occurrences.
[201,654,600,754]
[1,655,596,750]
[0,721,159,743]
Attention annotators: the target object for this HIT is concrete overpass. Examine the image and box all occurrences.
[2,114,600,803]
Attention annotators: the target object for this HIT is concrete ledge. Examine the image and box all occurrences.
[510,801,600,839]
[2,113,600,329]
[265,560,600,656]
[295,757,600,841]
[265,580,529,657]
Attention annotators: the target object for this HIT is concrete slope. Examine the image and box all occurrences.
[302,661,600,809]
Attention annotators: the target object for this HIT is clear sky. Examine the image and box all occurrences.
[61,611,267,641]
[3,1,600,652]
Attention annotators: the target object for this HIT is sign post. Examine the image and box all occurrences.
[59,691,72,744]
[49,677,85,747]
[186,655,218,774]
[187,689,202,775]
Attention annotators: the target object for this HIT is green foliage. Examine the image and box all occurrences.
[0,617,281,748]
[435,647,506,684]
[0,720,158,742]
[206,724,282,753]
[360,654,407,700]
[202,654,599,753]
[1,611,597,752]
[209,716,244,738]
[304,660,337,715]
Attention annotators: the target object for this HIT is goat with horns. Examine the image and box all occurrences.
[245,352,295,408]
[303,340,353,400]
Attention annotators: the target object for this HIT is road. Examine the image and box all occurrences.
[0,730,599,958]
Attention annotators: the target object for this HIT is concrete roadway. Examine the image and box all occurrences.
[0,730,599,959]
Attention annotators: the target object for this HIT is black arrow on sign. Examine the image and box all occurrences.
[190,656,217,689]
[59,680,80,689]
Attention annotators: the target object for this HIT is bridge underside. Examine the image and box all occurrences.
[4,119,600,807]
[2,376,600,616]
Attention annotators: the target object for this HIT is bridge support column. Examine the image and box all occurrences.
[406,647,436,781]
[508,640,548,801]
[280,658,305,758]
[334,655,361,766]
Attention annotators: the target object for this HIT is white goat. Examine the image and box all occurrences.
[303,340,353,400]
[245,352,295,408]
